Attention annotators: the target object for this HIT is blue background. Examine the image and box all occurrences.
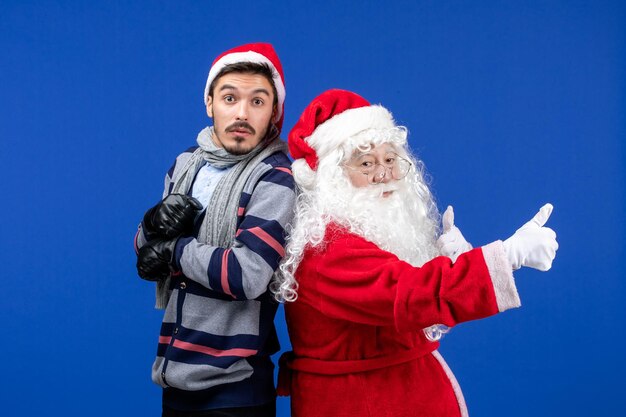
[1,1,624,415]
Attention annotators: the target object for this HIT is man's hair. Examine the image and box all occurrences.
[207,62,278,107]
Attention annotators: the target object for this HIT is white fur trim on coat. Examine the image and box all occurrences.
[482,240,521,312]
[432,351,469,417]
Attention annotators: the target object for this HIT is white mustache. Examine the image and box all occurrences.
[381,184,399,193]
[354,183,401,199]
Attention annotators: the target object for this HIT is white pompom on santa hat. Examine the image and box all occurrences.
[288,89,396,171]
[204,42,286,130]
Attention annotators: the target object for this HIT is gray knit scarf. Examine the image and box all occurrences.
[156,125,287,308]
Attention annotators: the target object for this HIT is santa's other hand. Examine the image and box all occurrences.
[437,205,473,262]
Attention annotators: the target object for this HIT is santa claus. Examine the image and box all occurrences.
[273,89,558,417]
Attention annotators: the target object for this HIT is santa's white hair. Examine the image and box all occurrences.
[271,125,441,302]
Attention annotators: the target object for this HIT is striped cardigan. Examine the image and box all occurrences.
[135,145,295,410]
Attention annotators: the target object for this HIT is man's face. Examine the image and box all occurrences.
[206,72,276,155]
[344,143,405,197]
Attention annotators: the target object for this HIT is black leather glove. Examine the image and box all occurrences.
[136,237,179,281]
[142,194,202,239]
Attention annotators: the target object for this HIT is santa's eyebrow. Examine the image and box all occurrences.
[352,146,397,159]
[350,152,376,163]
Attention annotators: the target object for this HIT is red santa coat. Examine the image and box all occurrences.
[281,224,521,417]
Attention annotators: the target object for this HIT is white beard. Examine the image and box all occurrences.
[322,178,439,267]
[273,138,442,303]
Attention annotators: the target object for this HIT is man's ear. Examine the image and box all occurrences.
[206,96,213,118]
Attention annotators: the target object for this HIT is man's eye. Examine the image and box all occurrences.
[361,161,374,168]
[252,98,264,106]
[385,157,396,165]
[224,95,235,103]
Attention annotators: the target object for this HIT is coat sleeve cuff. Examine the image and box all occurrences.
[174,237,194,271]
[482,240,521,312]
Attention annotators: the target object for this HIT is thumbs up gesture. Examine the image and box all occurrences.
[502,204,559,271]
[437,206,473,262]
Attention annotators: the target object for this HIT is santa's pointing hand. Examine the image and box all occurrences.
[437,205,473,262]
[503,204,559,271]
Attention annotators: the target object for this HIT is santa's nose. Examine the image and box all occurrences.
[372,166,393,184]
[379,172,393,183]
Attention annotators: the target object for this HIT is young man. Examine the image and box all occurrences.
[274,89,558,416]
[135,43,295,417]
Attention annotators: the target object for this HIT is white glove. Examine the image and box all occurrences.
[502,203,559,271]
[437,206,473,262]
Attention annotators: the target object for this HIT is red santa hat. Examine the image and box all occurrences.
[204,42,286,130]
[288,89,395,170]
